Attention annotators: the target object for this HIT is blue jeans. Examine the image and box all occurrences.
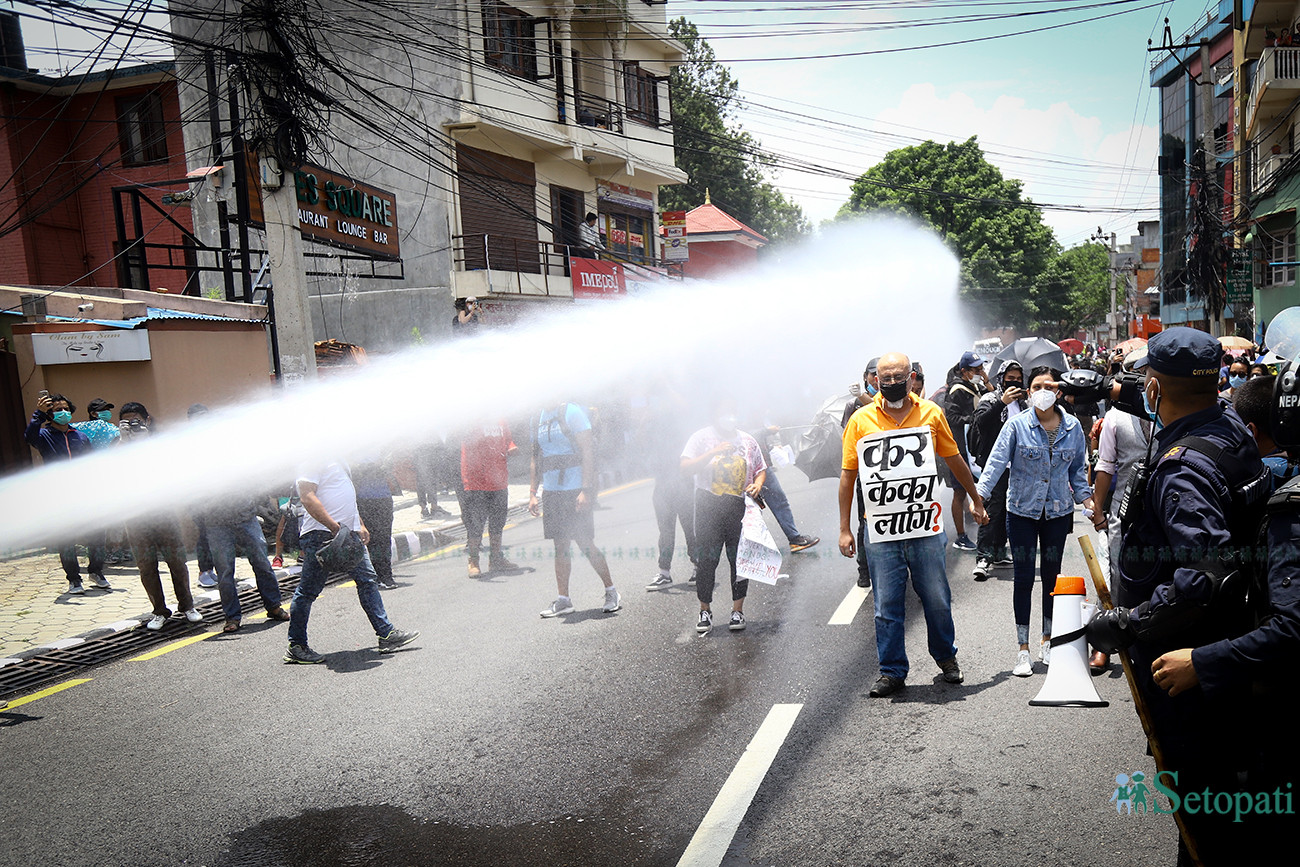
[863,531,957,680]
[289,530,393,647]
[1006,512,1071,645]
[208,516,283,621]
[760,470,800,542]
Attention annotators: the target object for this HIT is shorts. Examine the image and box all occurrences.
[542,489,595,542]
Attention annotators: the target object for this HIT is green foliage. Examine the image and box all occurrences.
[410,326,424,345]
[1035,243,1110,338]
[659,18,809,246]
[835,137,1056,331]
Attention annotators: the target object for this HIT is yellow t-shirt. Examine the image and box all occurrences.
[842,392,959,471]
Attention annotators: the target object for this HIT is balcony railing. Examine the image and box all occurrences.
[1249,47,1300,131]
[451,233,680,295]
[575,92,623,133]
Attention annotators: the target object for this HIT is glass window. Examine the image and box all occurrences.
[1266,231,1296,287]
[1159,77,1189,304]
[116,92,168,166]
[623,63,659,126]
[603,212,647,262]
[483,0,537,79]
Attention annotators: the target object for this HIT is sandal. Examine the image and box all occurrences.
[222,619,241,633]
[266,607,291,621]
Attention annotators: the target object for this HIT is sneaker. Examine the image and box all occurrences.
[181,608,203,623]
[145,614,166,631]
[938,657,964,684]
[420,505,431,518]
[376,579,398,590]
[467,560,481,578]
[952,534,976,551]
[789,534,820,552]
[1039,641,1051,665]
[90,572,111,590]
[602,587,622,613]
[856,573,871,589]
[728,611,746,631]
[271,555,284,568]
[197,570,218,588]
[646,574,673,591]
[972,558,991,582]
[696,609,713,634]
[284,644,325,664]
[994,553,1014,567]
[68,581,85,596]
[1012,649,1033,677]
[869,675,905,697]
[378,628,419,653]
[489,557,519,572]
[688,567,698,584]
[540,597,574,618]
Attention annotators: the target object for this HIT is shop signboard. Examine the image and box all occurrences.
[570,257,627,298]
[32,329,151,364]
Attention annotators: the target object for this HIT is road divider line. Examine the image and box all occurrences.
[828,584,871,625]
[676,703,803,867]
[3,678,92,709]
[129,632,215,662]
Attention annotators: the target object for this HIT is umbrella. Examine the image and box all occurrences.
[1058,338,1085,355]
[989,337,1069,380]
[795,392,851,482]
[1218,335,1254,351]
[1114,337,1147,355]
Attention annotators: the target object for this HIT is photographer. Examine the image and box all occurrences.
[452,296,481,334]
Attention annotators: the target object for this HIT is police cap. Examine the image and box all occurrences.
[1131,327,1221,379]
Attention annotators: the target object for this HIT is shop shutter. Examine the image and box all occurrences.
[457,144,539,273]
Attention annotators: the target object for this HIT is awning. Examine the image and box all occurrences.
[1248,170,1300,229]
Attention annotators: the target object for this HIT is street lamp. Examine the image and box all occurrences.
[1090,226,1119,343]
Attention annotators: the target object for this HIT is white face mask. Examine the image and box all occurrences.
[1031,389,1057,412]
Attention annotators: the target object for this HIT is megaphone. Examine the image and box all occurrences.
[1029,575,1109,708]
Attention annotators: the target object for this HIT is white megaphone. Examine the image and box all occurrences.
[1029,575,1108,708]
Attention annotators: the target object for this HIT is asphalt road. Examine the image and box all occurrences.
[0,472,1177,866]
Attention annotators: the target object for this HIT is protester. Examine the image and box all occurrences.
[976,367,1095,677]
[1219,356,1250,400]
[942,351,987,551]
[72,397,121,589]
[187,404,219,589]
[205,490,291,634]
[969,361,1026,580]
[287,459,420,663]
[460,420,519,577]
[646,391,697,590]
[750,421,819,554]
[24,392,107,593]
[352,448,398,590]
[839,353,989,697]
[841,357,879,590]
[681,400,766,633]
[118,402,202,630]
[530,401,621,618]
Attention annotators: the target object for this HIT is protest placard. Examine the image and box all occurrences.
[736,500,782,584]
[856,426,943,543]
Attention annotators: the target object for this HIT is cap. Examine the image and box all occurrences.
[959,350,984,369]
[1132,327,1221,378]
[865,356,880,375]
[87,398,113,414]
[466,295,478,303]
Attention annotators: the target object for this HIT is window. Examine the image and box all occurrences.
[604,212,648,262]
[623,63,659,125]
[1266,231,1295,287]
[483,0,537,79]
[116,92,168,166]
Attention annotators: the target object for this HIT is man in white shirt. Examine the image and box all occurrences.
[285,461,419,664]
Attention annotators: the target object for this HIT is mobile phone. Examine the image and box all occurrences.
[38,389,48,399]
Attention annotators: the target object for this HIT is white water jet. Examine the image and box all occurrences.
[0,219,969,553]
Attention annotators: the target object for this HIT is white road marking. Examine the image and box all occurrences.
[676,703,803,867]
[828,584,871,625]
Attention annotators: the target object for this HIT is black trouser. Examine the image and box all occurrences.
[461,489,508,560]
[58,536,105,584]
[693,490,747,605]
[653,475,696,573]
[356,496,394,582]
[855,486,870,582]
[976,472,1009,560]
[128,520,192,616]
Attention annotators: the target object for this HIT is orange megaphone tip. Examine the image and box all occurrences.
[1052,575,1086,596]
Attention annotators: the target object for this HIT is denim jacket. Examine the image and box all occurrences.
[976,406,1091,520]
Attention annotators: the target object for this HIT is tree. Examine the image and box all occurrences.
[1035,242,1110,338]
[835,137,1056,331]
[659,18,809,246]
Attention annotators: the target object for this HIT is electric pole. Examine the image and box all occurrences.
[1091,227,1119,343]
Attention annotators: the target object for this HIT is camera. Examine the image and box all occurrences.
[77,303,94,313]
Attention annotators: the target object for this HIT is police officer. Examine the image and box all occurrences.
[1076,328,1273,865]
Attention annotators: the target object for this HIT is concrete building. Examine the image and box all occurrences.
[1236,0,1300,339]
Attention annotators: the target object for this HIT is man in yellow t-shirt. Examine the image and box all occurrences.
[838,352,989,698]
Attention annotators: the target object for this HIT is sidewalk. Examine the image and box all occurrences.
[0,485,532,663]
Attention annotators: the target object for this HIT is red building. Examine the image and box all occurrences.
[670,193,767,279]
[0,24,193,294]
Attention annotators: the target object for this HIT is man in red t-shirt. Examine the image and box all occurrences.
[461,421,519,577]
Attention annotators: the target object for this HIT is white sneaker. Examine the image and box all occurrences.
[197,570,218,588]
[1012,649,1033,677]
[540,597,574,618]
[602,587,622,613]
[1039,641,1051,665]
[145,614,166,631]
[645,574,673,591]
[182,608,203,623]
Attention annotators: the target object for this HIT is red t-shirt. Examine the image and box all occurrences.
[461,422,515,491]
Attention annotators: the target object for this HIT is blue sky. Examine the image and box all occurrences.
[665,0,1218,247]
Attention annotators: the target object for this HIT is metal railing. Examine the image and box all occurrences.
[1250,47,1300,128]
[451,233,681,295]
[575,92,623,133]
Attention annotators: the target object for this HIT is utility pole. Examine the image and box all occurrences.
[1092,227,1119,343]
[1200,37,1222,337]
[259,158,317,386]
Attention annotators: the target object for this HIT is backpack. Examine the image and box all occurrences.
[531,404,585,478]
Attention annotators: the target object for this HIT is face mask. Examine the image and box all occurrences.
[1143,382,1165,432]
[1030,389,1057,412]
[879,380,909,403]
[866,383,878,397]
[52,410,72,425]
[96,410,112,421]
[970,374,986,390]
[1229,375,1247,389]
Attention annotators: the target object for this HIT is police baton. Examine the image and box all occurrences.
[1079,535,1205,867]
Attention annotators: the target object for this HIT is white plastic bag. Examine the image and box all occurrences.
[736,498,782,584]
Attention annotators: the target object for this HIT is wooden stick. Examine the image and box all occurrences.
[1079,535,1203,867]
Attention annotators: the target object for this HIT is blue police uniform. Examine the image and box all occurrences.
[1114,328,1272,866]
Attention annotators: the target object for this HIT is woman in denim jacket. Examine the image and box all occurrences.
[976,366,1095,677]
